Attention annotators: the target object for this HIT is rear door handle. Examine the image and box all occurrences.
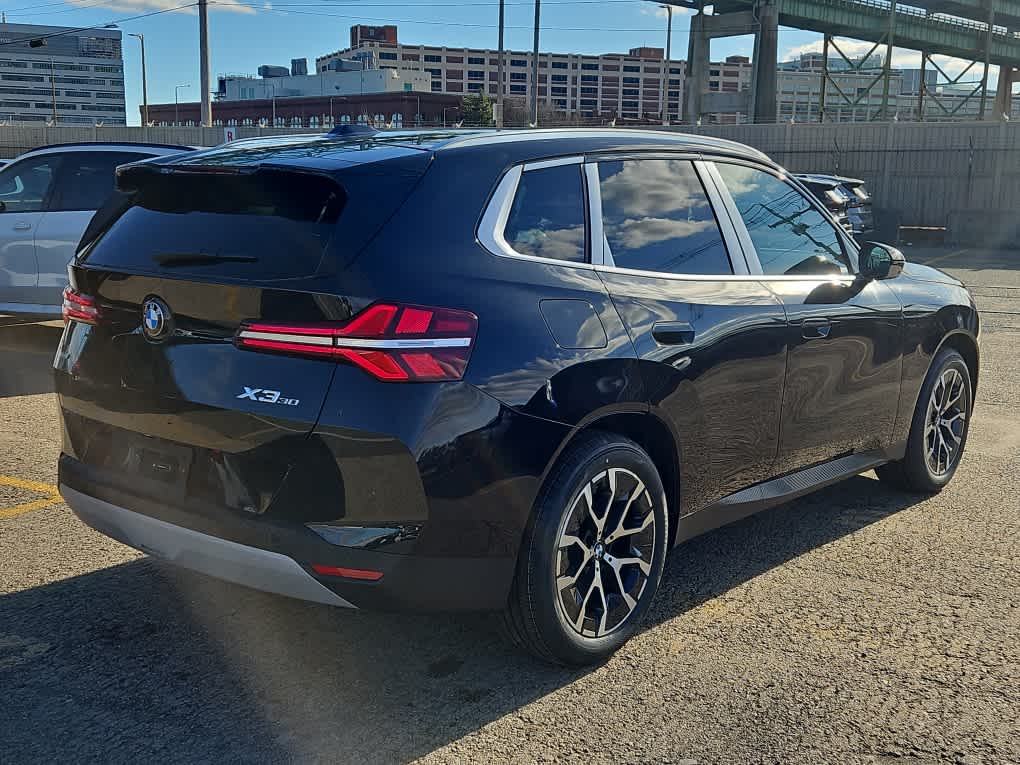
[13,221,31,231]
[652,321,696,345]
[801,317,831,339]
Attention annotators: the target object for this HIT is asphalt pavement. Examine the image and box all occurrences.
[1,246,1018,764]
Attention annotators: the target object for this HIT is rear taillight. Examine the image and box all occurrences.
[62,286,99,325]
[235,302,478,382]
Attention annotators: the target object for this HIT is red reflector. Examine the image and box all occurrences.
[235,302,478,382]
[395,307,433,334]
[311,564,384,581]
[62,286,99,325]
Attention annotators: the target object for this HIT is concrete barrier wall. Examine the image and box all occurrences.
[3,121,1018,245]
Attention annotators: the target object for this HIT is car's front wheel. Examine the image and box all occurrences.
[503,431,668,665]
[877,347,972,492]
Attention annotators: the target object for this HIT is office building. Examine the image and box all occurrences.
[0,22,125,125]
[317,24,686,122]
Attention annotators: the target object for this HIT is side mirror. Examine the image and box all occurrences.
[859,242,905,280]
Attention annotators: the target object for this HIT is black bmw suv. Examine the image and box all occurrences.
[56,129,978,665]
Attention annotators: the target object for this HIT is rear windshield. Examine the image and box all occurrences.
[83,162,425,281]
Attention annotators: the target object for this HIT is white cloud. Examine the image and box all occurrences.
[640,4,690,18]
[780,37,993,79]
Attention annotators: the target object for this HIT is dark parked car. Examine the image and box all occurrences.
[56,129,978,665]
[797,173,874,237]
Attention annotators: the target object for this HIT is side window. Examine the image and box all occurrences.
[0,155,60,213]
[715,163,851,276]
[503,163,587,263]
[597,159,731,275]
[51,152,152,212]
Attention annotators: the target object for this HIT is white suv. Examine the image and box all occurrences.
[0,143,192,316]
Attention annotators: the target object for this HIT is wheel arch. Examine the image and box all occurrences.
[537,407,683,549]
[936,330,979,398]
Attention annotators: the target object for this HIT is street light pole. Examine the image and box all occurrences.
[49,57,57,124]
[661,4,673,126]
[129,33,148,126]
[198,0,212,126]
[268,83,276,126]
[496,0,505,127]
[530,0,541,127]
[175,83,189,125]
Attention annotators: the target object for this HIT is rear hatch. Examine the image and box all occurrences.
[55,138,431,518]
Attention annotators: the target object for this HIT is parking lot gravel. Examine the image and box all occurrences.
[1,247,1018,764]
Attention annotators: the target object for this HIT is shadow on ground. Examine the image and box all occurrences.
[0,474,924,763]
[0,319,62,398]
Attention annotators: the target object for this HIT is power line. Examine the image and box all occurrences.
[0,4,198,46]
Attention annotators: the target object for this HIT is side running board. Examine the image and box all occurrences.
[675,451,890,545]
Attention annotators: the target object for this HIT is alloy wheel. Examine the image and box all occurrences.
[925,367,967,476]
[553,468,657,639]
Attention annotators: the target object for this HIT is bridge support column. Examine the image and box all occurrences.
[684,9,709,123]
[753,0,778,124]
[994,66,1017,119]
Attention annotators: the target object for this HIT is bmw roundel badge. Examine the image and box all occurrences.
[141,296,173,341]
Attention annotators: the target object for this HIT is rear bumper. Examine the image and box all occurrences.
[59,454,516,612]
[63,484,356,608]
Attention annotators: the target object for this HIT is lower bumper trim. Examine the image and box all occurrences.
[61,484,356,609]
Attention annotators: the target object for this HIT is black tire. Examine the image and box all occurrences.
[876,348,972,493]
[502,430,669,665]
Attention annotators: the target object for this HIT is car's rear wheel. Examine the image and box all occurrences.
[876,348,972,493]
[502,431,668,665]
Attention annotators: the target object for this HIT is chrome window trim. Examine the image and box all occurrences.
[523,155,583,172]
[593,262,856,283]
[697,160,759,275]
[477,158,595,270]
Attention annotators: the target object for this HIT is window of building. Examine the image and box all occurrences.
[551,61,568,69]
[424,55,442,63]
[468,70,485,80]
[468,81,485,91]
[580,86,597,95]
[1,74,44,82]
[668,90,680,98]
[426,68,442,77]
[580,98,597,106]
[509,84,526,94]
[580,75,598,83]
[431,82,443,92]
[670,67,683,74]
[504,164,586,263]
[446,69,463,79]
[668,78,681,86]
[402,53,420,61]
[551,74,567,83]
[447,55,464,63]
[510,72,527,82]
[604,64,620,72]
[622,100,638,109]
[551,86,567,95]
[623,76,639,84]
[511,59,527,67]
[623,65,640,73]
[379,52,397,60]
[553,98,567,108]
[598,159,731,276]
[581,62,599,71]
[646,67,661,74]
[709,69,721,76]
[468,56,485,65]
[623,88,639,97]
[95,92,122,99]
[714,164,850,276]
[93,65,122,73]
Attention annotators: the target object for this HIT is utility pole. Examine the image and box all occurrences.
[198,0,212,126]
[530,0,541,127]
[129,33,148,126]
[496,0,505,127]
[661,4,673,126]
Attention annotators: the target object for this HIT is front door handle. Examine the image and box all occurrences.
[801,317,831,339]
[652,321,696,345]
[13,221,31,231]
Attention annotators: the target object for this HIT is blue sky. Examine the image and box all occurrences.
[4,0,993,124]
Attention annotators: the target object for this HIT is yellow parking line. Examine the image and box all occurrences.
[0,475,62,520]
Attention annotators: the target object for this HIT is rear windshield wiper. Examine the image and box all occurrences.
[153,252,259,267]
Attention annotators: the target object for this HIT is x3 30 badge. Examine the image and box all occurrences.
[237,387,300,406]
